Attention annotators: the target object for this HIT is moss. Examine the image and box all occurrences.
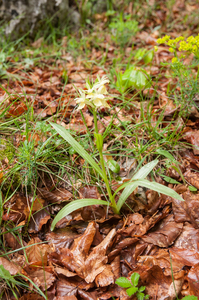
[0,138,22,192]
[0,138,15,162]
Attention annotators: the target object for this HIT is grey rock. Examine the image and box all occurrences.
[0,0,80,40]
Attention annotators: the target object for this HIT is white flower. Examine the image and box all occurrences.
[87,90,110,108]
[93,75,109,94]
[74,75,110,110]
[75,90,93,109]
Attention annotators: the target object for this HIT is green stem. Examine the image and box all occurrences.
[93,109,119,214]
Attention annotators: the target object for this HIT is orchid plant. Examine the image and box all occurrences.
[50,75,183,231]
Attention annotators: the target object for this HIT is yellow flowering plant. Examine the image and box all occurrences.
[156,35,199,116]
[50,76,183,231]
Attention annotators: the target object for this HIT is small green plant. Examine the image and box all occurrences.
[116,66,152,93]
[50,75,183,230]
[109,13,138,47]
[115,272,149,299]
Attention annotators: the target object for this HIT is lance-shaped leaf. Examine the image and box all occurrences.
[114,160,159,210]
[116,179,184,212]
[51,199,110,231]
[50,122,105,180]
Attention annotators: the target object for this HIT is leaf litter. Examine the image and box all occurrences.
[1,1,199,299]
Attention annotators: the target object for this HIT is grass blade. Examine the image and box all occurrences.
[51,199,109,230]
[50,122,105,180]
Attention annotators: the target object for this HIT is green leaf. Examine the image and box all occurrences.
[114,159,159,195]
[131,272,140,287]
[161,175,181,184]
[68,147,76,155]
[136,179,184,201]
[0,265,17,284]
[143,50,154,64]
[51,199,109,231]
[126,286,138,296]
[182,296,198,300]
[132,159,159,180]
[115,160,159,210]
[121,67,151,91]
[50,122,105,180]
[116,178,184,212]
[137,292,145,300]
[134,48,147,61]
[139,286,146,292]
[116,181,140,211]
[156,149,177,163]
[107,159,120,173]
[189,186,197,192]
[115,277,132,288]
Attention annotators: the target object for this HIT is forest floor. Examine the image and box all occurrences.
[0,1,199,299]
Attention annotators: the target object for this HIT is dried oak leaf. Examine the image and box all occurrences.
[3,194,29,223]
[56,277,78,297]
[26,237,50,266]
[141,215,183,247]
[54,296,77,300]
[187,265,199,296]
[37,188,72,204]
[0,257,21,275]
[46,227,79,253]
[29,269,56,291]
[138,248,184,277]
[184,130,199,155]
[28,204,51,233]
[138,265,182,300]
[184,169,199,190]
[174,223,199,251]
[170,247,199,267]
[19,294,44,300]
[95,265,114,287]
[60,221,116,284]
[172,191,199,227]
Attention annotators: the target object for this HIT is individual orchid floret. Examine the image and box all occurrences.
[93,75,109,93]
[75,90,93,109]
[87,90,110,108]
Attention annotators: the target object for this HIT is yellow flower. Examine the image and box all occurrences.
[154,46,158,52]
[169,47,174,53]
[172,57,178,63]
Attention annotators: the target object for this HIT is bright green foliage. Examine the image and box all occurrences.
[115,272,149,299]
[116,66,151,92]
[109,13,138,47]
[134,48,154,64]
[107,159,120,173]
[181,296,198,300]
